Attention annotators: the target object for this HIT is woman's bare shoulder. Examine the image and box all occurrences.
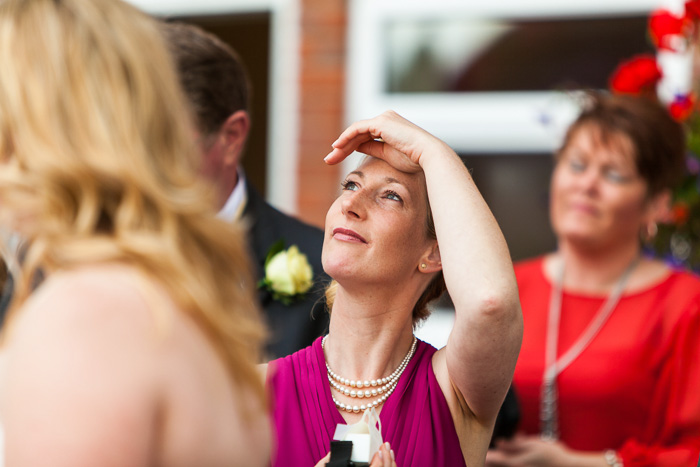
[32,262,163,306]
[16,263,171,333]
[0,264,167,464]
[3,263,174,393]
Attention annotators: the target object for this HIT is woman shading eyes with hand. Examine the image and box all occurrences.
[265,110,523,467]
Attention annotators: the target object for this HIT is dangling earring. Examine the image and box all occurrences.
[645,221,658,242]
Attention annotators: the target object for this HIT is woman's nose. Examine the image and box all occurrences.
[576,167,601,193]
[341,193,365,219]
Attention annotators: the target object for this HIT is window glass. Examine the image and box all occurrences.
[385,15,652,93]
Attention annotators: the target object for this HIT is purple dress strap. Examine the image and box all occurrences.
[267,337,466,467]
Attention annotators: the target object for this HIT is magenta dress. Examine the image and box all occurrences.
[266,337,466,467]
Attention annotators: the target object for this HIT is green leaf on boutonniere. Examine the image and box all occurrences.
[264,239,285,267]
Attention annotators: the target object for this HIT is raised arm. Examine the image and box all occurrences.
[325,111,523,427]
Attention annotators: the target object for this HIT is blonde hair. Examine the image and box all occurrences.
[0,0,265,402]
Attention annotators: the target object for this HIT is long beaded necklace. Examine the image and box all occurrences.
[540,256,640,440]
[322,335,417,414]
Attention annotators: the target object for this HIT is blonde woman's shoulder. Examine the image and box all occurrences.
[6,262,175,364]
[0,263,271,466]
[0,263,169,464]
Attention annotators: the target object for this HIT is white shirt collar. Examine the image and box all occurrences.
[217,167,247,223]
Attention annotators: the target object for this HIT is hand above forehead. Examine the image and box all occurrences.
[324,110,449,174]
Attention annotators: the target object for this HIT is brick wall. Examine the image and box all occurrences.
[296,0,347,228]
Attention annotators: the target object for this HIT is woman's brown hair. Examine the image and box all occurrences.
[559,92,686,196]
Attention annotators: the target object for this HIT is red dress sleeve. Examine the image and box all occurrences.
[617,293,700,467]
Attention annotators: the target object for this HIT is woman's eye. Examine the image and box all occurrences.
[604,170,631,184]
[569,160,585,172]
[385,190,402,202]
[341,180,358,191]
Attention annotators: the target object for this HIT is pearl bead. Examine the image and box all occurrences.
[324,335,417,414]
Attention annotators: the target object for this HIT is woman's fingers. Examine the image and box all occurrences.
[355,140,421,173]
[484,449,514,467]
[324,119,378,165]
[324,136,418,174]
[324,146,353,165]
[332,117,383,150]
[324,129,378,166]
[325,112,426,173]
[484,435,530,466]
[370,442,397,467]
[313,452,331,467]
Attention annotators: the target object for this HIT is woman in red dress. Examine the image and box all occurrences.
[487,93,700,467]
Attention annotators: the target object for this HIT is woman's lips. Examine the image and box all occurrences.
[332,227,367,243]
[569,202,599,216]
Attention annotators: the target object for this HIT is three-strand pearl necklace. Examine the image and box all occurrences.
[322,335,418,413]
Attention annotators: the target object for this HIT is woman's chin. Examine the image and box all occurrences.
[322,263,379,291]
[322,249,363,280]
[560,231,618,252]
[322,264,353,283]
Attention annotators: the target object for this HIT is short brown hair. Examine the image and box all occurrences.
[560,92,686,197]
[159,22,250,136]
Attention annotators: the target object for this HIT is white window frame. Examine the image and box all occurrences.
[346,0,665,155]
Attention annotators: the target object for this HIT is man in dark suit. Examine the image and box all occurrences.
[161,22,328,360]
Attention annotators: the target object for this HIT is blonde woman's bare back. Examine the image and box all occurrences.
[0,263,270,467]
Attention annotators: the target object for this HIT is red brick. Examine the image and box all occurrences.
[301,0,346,17]
[295,0,347,226]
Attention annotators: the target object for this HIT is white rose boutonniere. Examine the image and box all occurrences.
[258,240,313,305]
